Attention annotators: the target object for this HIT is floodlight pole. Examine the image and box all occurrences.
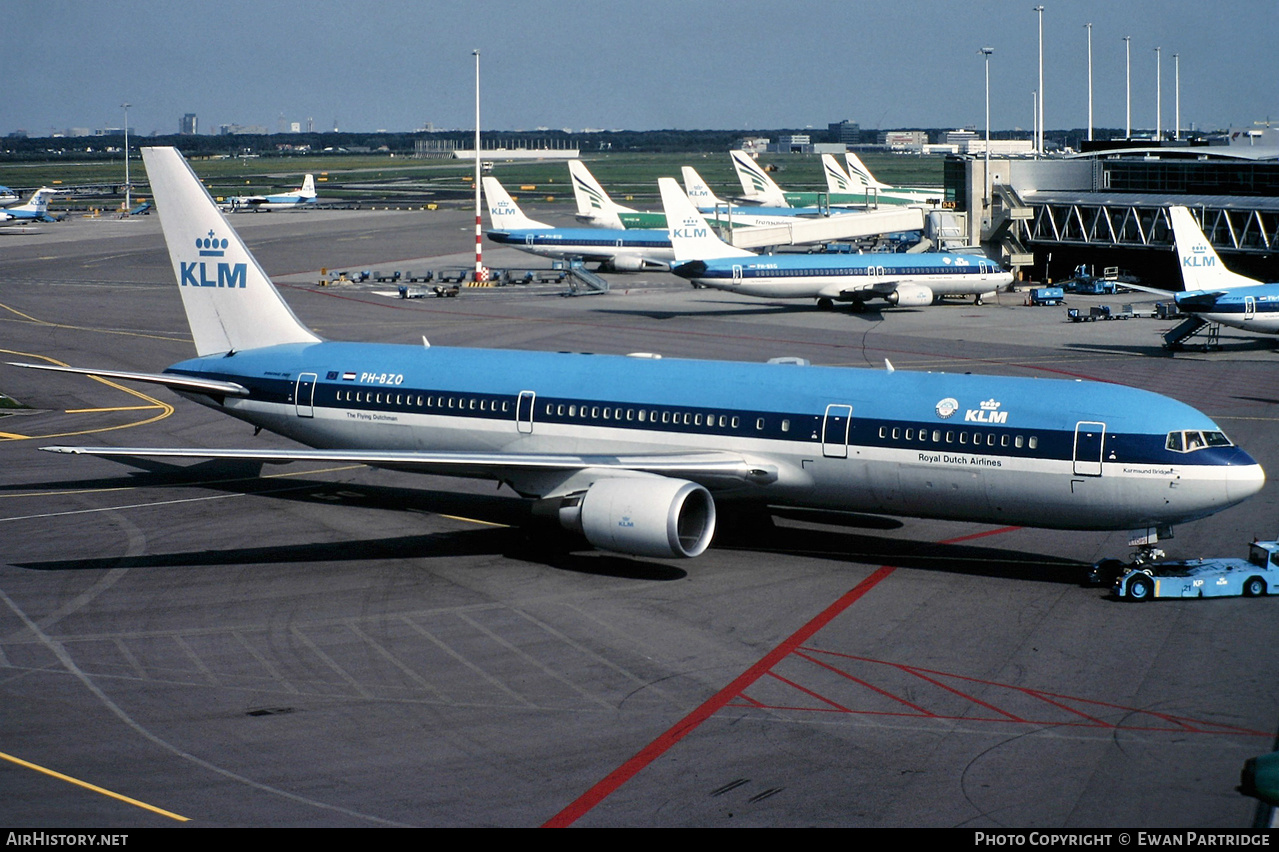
[473,49,483,282]
[1033,6,1044,154]
[1085,23,1093,142]
[1123,36,1132,138]
[980,47,994,210]
[1173,53,1180,140]
[1154,46,1162,141]
[121,102,131,211]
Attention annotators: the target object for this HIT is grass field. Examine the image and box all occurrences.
[0,151,945,208]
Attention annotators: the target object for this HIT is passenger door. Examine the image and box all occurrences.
[821,404,853,458]
[294,372,317,418]
[515,390,536,434]
[1073,421,1105,476]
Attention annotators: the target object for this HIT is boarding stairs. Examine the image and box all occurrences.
[565,262,610,296]
[1162,316,1220,350]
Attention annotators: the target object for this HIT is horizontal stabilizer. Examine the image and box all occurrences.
[9,362,250,396]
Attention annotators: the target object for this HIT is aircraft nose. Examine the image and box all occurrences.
[1228,458,1266,504]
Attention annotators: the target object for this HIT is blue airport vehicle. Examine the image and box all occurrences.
[1028,287,1064,306]
[1113,540,1279,601]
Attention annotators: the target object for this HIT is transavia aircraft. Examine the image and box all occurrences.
[658,178,1012,309]
[483,176,674,271]
[1130,206,1279,338]
[220,174,317,212]
[12,148,1264,560]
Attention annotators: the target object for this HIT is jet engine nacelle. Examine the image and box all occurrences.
[560,476,716,558]
[606,255,647,272]
[885,284,934,307]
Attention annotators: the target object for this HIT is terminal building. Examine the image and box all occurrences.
[949,136,1279,286]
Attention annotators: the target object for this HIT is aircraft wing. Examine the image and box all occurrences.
[8,362,250,397]
[38,446,779,489]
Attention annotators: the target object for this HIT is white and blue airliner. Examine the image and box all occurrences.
[484,175,674,271]
[1138,206,1279,337]
[12,148,1265,561]
[659,178,1013,309]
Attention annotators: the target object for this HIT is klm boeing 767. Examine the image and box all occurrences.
[10,148,1264,560]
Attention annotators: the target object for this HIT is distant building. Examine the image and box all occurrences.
[881,130,928,152]
[829,120,860,146]
[736,137,770,156]
[218,124,268,135]
[180,113,198,135]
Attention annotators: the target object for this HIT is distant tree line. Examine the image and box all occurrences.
[1,126,1138,161]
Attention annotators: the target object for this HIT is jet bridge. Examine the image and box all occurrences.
[726,207,925,250]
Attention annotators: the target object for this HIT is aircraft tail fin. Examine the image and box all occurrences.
[22,188,56,214]
[299,174,316,197]
[822,155,858,194]
[141,147,321,357]
[568,160,632,228]
[658,177,755,262]
[481,177,552,230]
[729,150,790,207]
[1168,206,1259,292]
[681,166,725,209]
[844,152,892,190]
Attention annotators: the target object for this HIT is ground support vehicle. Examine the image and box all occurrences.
[1110,541,1279,601]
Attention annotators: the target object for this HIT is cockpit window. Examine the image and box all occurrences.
[1166,430,1233,453]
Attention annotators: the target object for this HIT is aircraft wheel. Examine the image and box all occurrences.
[816,297,834,311]
[975,296,984,306]
[1126,574,1153,601]
[849,300,868,313]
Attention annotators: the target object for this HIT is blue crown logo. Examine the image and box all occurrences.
[197,230,228,257]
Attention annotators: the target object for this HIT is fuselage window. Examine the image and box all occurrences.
[959,432,968,445]
[781,419,790,432]
[694,414,703,426]
[932,430,941,442]
[905,428,913,440]
[892,428,901,440]
[731,416,740,429]
[756,418,765,430]
[568,405,577,417]
[376,393,383,404]
[945,431,954,443]
[638,410,646,422]
[879,427,887,439]
[1028,436,1038,449]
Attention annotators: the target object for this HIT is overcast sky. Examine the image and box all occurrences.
[8,0,1275,137]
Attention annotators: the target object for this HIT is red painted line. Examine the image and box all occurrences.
[542,564,896,828]
[544,525,1024,827]
[758,670,852,712]
[792,649,935,716]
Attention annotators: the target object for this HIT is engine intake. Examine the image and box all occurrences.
[559,476,716,558]
[885,284,934,307]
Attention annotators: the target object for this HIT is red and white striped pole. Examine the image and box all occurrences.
[472,49,486,284]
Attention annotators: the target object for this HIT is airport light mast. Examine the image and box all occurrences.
[472,49,485,284]
[1174,53,1181,140]
[121,102,131,211]
[1033,5,1044,155]
[980,47,994,211]
[1154,46,1162,141]
[1085,23,1093,142]
[1123,36,1132,138]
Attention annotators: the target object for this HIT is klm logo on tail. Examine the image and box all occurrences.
[672,216,709,240]
[181,229,247,288]
[1183,243,1217,268]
